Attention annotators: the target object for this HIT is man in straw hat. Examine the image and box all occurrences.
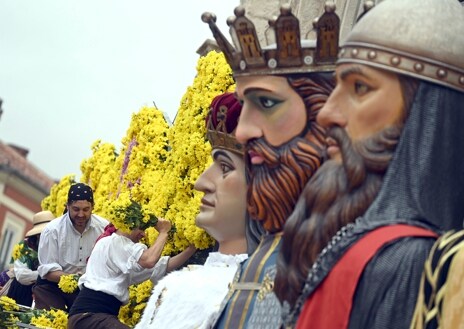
[275,0,464,328]
[33,183,109,311]
[6,210,55,306]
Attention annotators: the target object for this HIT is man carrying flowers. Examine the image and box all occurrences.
[34,183,109,311]
[67,202,190,329]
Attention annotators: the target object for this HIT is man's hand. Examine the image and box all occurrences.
[155,218,171,234]
[139,218,171,269]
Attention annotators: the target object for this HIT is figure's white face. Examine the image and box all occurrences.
[234,75,307,156]
[194,149,247,243]
[317,63,404,162]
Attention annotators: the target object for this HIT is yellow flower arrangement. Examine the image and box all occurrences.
[30,309,68,329]
[147,50,235,253]
[0,296,19,312]
[41,174,76,217]
[40,50,235,327]
[1,296,69,329]
[11,240,38,269]
[58,274,79,294]
[118,280,153,327]
[108,194,158,233]
[80,140,118,215]
[0,296,20,328]
[11,242,24,261]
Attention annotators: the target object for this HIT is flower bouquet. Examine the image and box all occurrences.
[58,274,80,294]
[0,296,68,328]
[11,241,38,269]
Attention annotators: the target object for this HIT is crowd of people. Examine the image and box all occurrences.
[2,0,463,328]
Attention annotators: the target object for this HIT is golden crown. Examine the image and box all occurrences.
[206,104,244,155]
[202,2,340,77]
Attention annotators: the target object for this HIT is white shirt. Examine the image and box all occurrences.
[135,252,248,329]
[78,234,159,304]
[37,213,109,278]
[14,259,38,285]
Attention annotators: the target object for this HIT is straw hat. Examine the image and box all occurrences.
[25,210,55,237]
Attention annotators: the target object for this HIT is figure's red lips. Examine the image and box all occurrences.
[326,137,337,147]
[200,198,214,207]
[248,150,264,165]
[326,137,340,159]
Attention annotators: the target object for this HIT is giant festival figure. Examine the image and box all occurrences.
[202,3,338,328]
[274,0,464,328]
[135,92,252,328]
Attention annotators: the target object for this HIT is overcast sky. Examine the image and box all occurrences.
[0,0,238,181]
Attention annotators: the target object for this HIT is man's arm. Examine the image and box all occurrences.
[14,260,38,285]
[43,270,67,283]
[37,226,64,281]
[166,244,197,272]
[138,219,172,269]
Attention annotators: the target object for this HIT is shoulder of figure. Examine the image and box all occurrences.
[369,234,437,275]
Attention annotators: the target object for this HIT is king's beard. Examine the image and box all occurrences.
[274,124,402,306]
[246,124,325,233]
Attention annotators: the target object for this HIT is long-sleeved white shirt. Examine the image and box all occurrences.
[77,234,162,304]
[14,259,38,285]
[37,213,108,278]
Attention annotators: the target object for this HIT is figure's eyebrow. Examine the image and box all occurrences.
[338,65,370,81]
[213,150,232,161]
[243,87,273,96]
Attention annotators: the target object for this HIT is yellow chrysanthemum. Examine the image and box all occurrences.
[42,51,234,323]
[0,296,19,311]
[49,309,68,329]
[41,174,75,217]
[30,314,54,328]
[11,242,23,261]
[58,274,79,294]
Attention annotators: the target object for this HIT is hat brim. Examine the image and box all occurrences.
[25,222,49,237]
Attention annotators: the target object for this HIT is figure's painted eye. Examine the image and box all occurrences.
[220,162,233,175]
[354,81,371,95]
[258,96,282,109]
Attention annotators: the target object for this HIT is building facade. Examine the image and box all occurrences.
[0,141,55,271]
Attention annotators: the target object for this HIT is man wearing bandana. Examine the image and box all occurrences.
[275,0,464,328]
[33,183,109,311]
[202,4,339,328]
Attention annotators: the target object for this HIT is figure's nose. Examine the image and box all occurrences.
[194,165,215,194]
[317,89,347,129]
[235,105,263,145]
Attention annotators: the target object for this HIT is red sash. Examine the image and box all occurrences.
[296,224,438,329]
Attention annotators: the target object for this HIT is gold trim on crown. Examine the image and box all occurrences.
[202,2,340,77]
[206,104,244,155]
[340,0,464,93]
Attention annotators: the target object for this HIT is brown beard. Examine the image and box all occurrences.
[274,124,402,306]
[246,127,325,233]
[246,74,335,233]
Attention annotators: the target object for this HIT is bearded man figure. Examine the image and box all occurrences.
[202,3,340,328]
[275,0,464,328]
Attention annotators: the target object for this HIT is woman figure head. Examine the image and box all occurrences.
[194,92,248,255]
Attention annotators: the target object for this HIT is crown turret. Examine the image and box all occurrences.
[201,2,340,77]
